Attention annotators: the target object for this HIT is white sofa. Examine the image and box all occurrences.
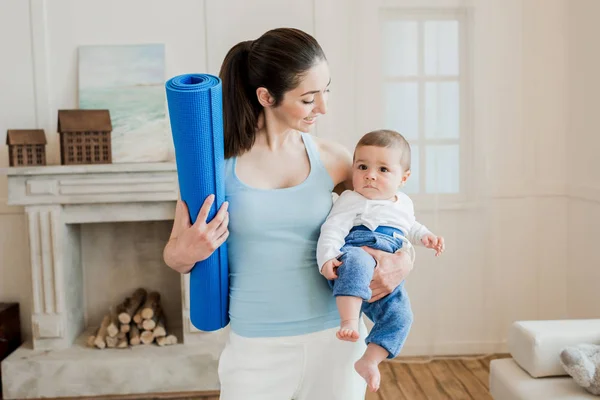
[490,319,600,399]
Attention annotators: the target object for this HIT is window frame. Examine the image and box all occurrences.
[379,7,473,208]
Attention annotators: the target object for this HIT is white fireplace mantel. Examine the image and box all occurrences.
[1,162,226,399]
[4,162,179,223]
[3,162,184,349]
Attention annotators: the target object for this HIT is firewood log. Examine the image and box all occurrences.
[152,309,167,338]
[120,323,130,333]
[156,334,178,346]
[142,318,156,331]
[129,324,141,346]
[133,310,142,324]
[116,297,131,324]
[118,288,147,324]
[141,291,161,319]
[94,315,110,349]
[117,331,126,340]
[87,327,99,348]
[117,337,128,348]
[106,336,118,348]
[142,305,162,331]
[140,330,154,345]
[156,336,167,346]
[107,307,120,338]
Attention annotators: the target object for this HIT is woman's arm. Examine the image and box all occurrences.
[163,195,229,274]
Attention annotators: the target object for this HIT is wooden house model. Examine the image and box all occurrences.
[6,129,47,166]
[57,109,112,165]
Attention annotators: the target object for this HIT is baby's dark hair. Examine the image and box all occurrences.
[355,129,411,171]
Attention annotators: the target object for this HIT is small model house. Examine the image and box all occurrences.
[57,109,112,165]
[6,129,47,166]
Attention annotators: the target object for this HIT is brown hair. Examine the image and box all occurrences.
[219,28,327,158]
[356,129,411,171]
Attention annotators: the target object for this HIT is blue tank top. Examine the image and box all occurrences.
[224,132,340,337]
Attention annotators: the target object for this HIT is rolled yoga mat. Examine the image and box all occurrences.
[165,73,229,331]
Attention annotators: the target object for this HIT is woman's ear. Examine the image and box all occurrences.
[256,87,275,108]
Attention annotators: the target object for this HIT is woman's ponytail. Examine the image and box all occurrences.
[219,40,259,159]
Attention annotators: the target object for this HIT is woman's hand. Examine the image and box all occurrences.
[362,247,413,302]
[163,195,229,274]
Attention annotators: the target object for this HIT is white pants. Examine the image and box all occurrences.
[218,321,368,400]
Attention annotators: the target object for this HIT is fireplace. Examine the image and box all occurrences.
[0,163,227,399]
[81,220,183,343]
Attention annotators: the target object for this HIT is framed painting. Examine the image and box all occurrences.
[78,44,174,163]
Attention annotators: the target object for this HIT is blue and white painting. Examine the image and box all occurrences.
[78,44,174,162]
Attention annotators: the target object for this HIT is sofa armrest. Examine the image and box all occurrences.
[509,319,600,378]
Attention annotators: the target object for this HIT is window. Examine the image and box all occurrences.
[381,10,468,196]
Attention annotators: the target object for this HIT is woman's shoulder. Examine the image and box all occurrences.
[312,135,351,159]
[311,135,352,171]
[310,134,353,187]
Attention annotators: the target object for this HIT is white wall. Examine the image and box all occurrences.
[567,0,600,318]
[350,0,570,354]
[0,0,594,355]
[0,0,36,341]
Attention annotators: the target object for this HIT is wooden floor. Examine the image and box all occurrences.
[201,354,510,400]
[8,354,509,400]
[365,354,510,400]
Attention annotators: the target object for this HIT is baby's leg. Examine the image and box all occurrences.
[357,283,414,392]
[336,296,362,341]
[354,343,389,392]
[333,247,376,342]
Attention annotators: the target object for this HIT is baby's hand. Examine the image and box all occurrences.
[321,258,342,280]
[421,234,445,256]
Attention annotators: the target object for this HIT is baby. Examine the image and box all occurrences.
[316,129,444,392]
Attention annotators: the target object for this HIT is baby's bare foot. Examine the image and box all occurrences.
[336,319,360,342]
[354,357,381,392]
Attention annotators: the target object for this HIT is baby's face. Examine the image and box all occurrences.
[352,145,408,200]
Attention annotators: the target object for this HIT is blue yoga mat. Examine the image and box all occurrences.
[165,73,229,331]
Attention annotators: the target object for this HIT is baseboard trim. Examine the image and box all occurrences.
[0,391,220,400]
[568,184,600,204]
[399,340,508,357]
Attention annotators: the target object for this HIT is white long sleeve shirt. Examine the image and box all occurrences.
[316,190,432,271]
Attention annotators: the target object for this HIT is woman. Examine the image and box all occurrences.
[163,27,413,400]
